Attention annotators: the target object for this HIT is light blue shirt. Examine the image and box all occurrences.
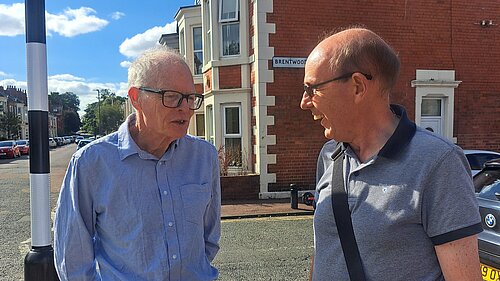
[54,115,221,281]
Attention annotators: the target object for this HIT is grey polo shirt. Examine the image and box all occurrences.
[313,105,482,281]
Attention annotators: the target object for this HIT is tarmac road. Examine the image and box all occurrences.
[215,216,313,281]
[0,143,75,281]
[0,143,314,280]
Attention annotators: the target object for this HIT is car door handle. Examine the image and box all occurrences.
[495,192,500,200]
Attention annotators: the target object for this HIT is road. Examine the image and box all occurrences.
[0,143,314,281]
[0,143,76,281]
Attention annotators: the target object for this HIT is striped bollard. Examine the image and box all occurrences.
[24,0,58,280]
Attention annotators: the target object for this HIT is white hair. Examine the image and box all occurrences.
[128,45,187,89]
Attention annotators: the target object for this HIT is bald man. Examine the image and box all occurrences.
[55,46,221,281]
[301,27,482,281]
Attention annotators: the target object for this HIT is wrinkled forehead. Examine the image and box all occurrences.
[304,48,332,81]
[145,61,193,89]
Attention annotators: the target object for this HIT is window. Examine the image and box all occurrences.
[203,0,212,63]
[179,29,185,56]
[195,113,205,139]
[421,99,442,116]
[193,27,203,75]
[221,23,239,56]
[223,104,242,166]
[206,105,214,144]
[219,0,238,22]
[219,0,239,56]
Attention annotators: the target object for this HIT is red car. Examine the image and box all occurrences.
[0,140,21,159]
[16,140,30,155]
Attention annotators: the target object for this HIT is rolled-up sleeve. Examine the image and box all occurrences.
[54,155,100,281]
[204,149,221,262]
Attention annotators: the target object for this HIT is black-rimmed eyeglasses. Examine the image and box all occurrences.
[139,87,204,110]
[303,72,373,98]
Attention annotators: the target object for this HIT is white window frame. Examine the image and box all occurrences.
[206,105,214,145]
[222,103,242,167]
[219,0,240,57]
[179,29,185,57]
[192,26,203,75]
[194,112,205,139]
[219,0,239,22]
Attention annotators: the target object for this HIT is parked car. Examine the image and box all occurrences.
[465,150,500,176]
[0,140,21,159]
[76,139,92,151]
[16,140,30,155]
[54,137,64,146]
[474,158,500,280]
[48,138,57,148]
[75,136,84,143]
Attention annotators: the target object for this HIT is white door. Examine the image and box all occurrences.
[421,98,443,135]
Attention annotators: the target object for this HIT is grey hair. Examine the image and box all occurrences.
[327,28,400,95]
[128,45,187,89]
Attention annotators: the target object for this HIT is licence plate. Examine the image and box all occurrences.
[482,263,500,281]
[0,153,5,156]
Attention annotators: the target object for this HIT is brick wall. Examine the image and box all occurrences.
[204,69,212,92]
[219,65,242,89]
[195,83,203,94]
[265,0,500,190]
[221,174,260,200]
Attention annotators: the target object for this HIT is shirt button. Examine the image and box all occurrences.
[172,254,177,260]
[168,222,174,227]
[163,191,168,195]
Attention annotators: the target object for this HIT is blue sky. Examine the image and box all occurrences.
[0,0,194,115]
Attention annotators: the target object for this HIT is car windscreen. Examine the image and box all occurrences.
[0,141,14,147]
[475,169,500,194]
[477,180,500,201]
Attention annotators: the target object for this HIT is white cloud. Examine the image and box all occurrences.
[111,11,125,20]
[0,3,25,36]
[0,71,11,77]
[120,61,132,68]
[0,3,108,37]
[49,74,85,81]
[119,21,177,59]
[0,75,127,117]
[46,7,108,37]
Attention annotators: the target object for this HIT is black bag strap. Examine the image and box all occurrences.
[331,144,366,281]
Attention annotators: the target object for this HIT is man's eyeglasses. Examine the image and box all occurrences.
[303,72,373,98]
[139,87,204,110]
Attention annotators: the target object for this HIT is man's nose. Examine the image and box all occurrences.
[300,92,312,110]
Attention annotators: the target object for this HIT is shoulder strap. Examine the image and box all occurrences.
[331,144,366,281]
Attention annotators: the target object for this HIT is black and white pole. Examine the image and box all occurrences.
[24,0,58,280]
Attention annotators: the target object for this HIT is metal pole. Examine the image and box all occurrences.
[24,0,58,280]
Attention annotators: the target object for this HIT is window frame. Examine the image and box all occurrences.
[192,26,203,75]
[218,0,239,22]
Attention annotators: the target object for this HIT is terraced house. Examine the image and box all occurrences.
[162,0,500,198]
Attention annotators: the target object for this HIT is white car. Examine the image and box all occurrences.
[464,150,500,176]
[48,138,57,148]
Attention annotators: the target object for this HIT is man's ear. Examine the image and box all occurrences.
[352,73,368,104]
[128,87,140,109]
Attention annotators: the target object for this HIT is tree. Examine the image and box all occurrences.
[81,89,125,136]
[63,111,81,134]
[49,92,81,135]
[0,112,21,140]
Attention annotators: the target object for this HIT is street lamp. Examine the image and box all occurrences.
[93,89,101,137]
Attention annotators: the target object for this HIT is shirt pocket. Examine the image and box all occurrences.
[179,183,211,225]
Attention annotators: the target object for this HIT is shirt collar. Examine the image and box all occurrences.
[377,104,416,159]
[339,104,416,160]
[117,114,181,161]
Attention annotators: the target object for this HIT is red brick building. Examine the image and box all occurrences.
[171,0,500,198]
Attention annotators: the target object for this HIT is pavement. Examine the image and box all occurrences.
[221,198,314,219]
